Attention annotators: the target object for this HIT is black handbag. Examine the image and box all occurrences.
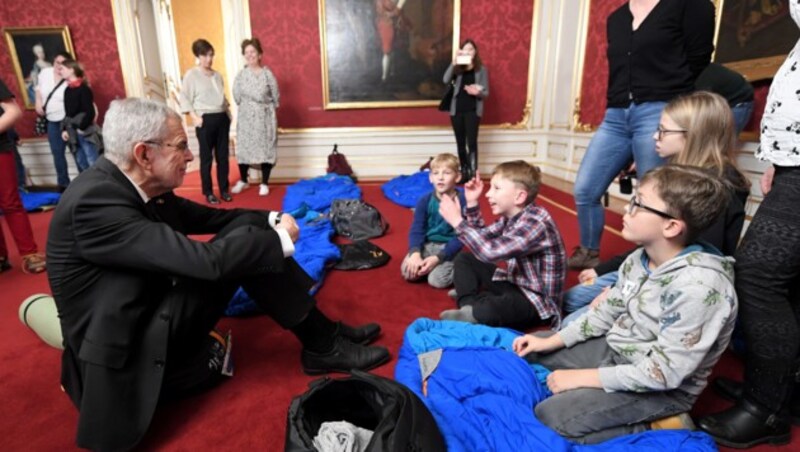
[34,78,65,136]
[437,83,454,112]
[285,370,446,452]
[334,240,390,270]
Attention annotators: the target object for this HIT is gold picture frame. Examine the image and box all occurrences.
[3,26,76,109]
[713,0,799,81]
[319,0,460,110]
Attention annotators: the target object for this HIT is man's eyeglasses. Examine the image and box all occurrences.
[655,127,687,141]
[144,140,190,153]
[626,194,676,220]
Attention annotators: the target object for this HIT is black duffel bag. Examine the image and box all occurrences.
[330,199,389,241]
[285,370,446,452]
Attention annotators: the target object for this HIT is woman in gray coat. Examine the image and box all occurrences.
[443,39,489,183]
[231,38,280,197]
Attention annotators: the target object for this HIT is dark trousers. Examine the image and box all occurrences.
[238,163,273,185]
[196,112,230,196]
[527,335,694,444]
[453,252,540,328]
[450,111,480,172]
[738,166,800,413]
[161,214,315,399]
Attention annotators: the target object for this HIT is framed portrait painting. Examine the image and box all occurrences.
[714,0,799,81]
[3,26,76,109]
[319,0,460,110]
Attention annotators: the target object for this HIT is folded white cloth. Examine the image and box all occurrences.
[312,420,374,452]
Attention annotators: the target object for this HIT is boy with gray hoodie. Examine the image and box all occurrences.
[513,165,738,444]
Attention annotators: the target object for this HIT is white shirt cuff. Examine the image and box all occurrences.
[268,211,282,227]
[274,228,295,258]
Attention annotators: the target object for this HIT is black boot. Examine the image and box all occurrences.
[713,376,800,425]
[469,150,478,180]
[458,159,473,184]
[697,399,791,448]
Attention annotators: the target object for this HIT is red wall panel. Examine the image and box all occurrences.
[249,0,534,128]
[0,0,126,139]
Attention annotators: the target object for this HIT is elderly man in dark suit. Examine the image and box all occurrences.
[47,98,389,451]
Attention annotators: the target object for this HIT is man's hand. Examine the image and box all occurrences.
[438,193,464,228]
[761,165,776,196]
[418,255,440,276]
[512,333,565,357]
[546,369,602,394]
[275,214,299,242]
[406,252,423,279]
[190,112,203,128]
[464,171,483,206]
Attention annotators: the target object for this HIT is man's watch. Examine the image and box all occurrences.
[275,212,284,224]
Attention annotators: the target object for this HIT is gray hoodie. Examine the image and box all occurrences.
[559,244,737,398]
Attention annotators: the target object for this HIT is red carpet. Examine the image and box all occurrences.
[0,171,794,451]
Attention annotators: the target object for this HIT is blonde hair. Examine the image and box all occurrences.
[492,160,541,204]
[663,91,741,180]
[641,165,730,244]
[430,153,460,172]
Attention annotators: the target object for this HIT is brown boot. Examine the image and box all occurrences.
[567,246,599,270]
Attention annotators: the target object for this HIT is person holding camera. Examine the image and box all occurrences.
[561,91,749,326]
[568,0,715,269]
[442,39,489,184]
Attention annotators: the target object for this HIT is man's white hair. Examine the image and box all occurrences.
[103,98,181,167]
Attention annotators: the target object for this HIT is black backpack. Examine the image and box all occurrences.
[334,240,391,271]
[330,199,389,241]
[285,371,446,452]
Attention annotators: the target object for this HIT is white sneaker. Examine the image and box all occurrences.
[259,184,269,196]
[231,180,248,194]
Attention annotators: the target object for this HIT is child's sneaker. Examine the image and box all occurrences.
[231,180,248,194]
[259,184,269,196]
[22,253,46,274]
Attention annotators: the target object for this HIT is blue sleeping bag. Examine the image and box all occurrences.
[20,191,60,211]
[381,171,433,208]
[395,318,717,452]
[282,173,361,213]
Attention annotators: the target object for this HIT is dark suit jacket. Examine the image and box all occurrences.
[47,157,286,451]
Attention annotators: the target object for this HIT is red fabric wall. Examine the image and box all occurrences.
[578,0,766,134]
[249,0,534,128]
[0,0,126,139]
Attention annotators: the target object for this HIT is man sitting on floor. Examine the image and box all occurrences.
[46,98,390,451]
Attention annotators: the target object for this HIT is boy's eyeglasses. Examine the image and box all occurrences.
[626,195,676,220]
[656,127,687,141]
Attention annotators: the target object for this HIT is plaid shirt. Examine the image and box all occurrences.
[456,203,567,324]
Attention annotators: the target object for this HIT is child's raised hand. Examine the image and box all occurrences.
[438,193,464,228]
[464,171,483,206]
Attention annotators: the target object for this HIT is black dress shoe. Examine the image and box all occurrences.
[336,321,381,345]
[206,194,220,204]
[220,192,233,202]
[301,337,390,375]
[713,377,800,425]
[697,399,791,448]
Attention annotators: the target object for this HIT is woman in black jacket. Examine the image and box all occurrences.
[60,59,99,172]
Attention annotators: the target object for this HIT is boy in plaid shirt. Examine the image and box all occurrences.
[438,160,566,328]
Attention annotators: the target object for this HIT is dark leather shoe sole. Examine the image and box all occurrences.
[708,431,791,449]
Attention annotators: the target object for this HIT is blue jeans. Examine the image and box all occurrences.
[74,134,99,172]
[731,101,754,135]
[574,102,666,250]
[561,271,619,327]
[47,121,70,187]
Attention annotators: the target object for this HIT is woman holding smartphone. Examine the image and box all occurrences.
[442,39,489,183]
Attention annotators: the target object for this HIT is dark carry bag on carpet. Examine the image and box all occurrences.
[334,240,390,270]
[327,144,354,177]
[330,199,389,241]
[284,370,446,452]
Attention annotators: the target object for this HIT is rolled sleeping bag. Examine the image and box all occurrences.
[19,294,64,349]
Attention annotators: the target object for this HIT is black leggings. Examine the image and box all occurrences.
[738,166,800,413]
[450,111,480,171]
[238,163,274,185]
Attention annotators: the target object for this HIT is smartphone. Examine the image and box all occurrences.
[456,54,473,65]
